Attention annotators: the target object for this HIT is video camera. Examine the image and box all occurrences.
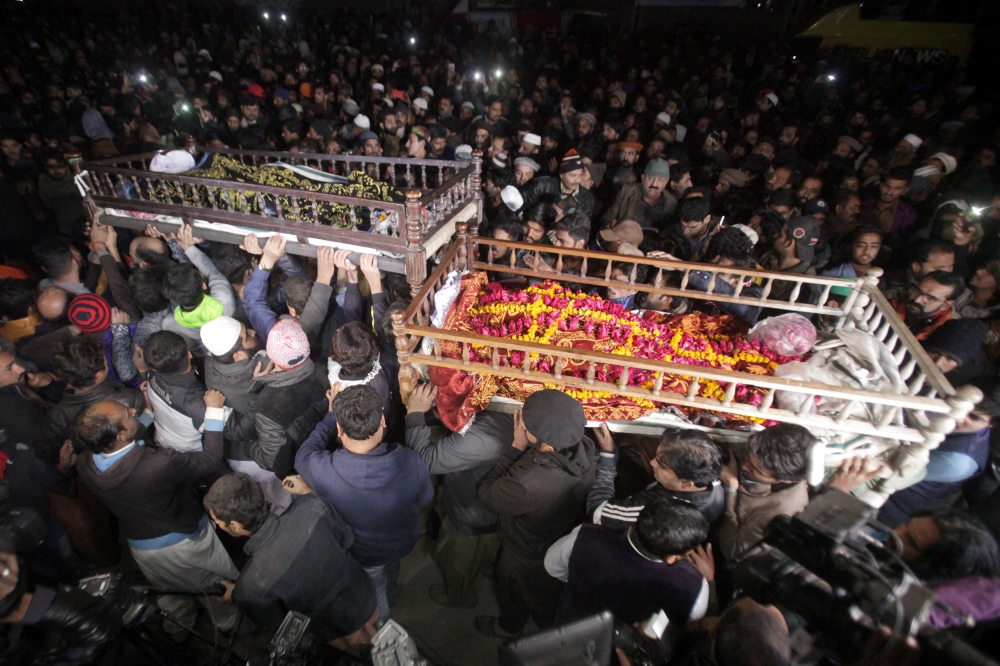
[734,489,998,666]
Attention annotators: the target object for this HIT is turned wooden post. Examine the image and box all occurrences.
[392,307,420,404]
[469,151,483,258]
[456,220,469,271]
[403,189,426,299]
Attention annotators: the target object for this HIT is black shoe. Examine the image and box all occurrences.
[429,584,476,609]
[474,615,520,639]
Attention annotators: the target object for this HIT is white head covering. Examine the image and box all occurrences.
[421,86,434,97]
[902,133,923,149]
[930,152,957,175]
[732,224,759,246]
[656,112,671,125]
[208,70,223,83]
[413,98,428,110]
[150,150,196,174]
[492,153,508,169]
[372,83,385,92]
[455,145,473,160]
[501,186,523,212]
[523,133,541,146]
[764,92,779,106]
[514,157,540,172]
[200,316,242,356]
[913,165,941,178]
[353,114,371,129]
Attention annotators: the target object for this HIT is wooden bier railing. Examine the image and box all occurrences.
[395,234,980,453]
[76,148,484,289]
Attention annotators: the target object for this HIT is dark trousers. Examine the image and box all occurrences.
[432,518,500,607]
[495,545,565,634]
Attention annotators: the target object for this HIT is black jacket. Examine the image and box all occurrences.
[76,429,224,541]
[405,410,513,536]
[234,494,376,642]
[43,382,144,459]
[250,359,328,476]
[587,450,725,528]
[0,384,48,457]
[478,438,596,560]
[522,176,601,224]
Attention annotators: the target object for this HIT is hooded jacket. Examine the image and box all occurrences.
[76,428,224,541]
[295,412,434,567]
[478,437,596,560]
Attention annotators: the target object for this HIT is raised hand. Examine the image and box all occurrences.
[204,389,226,408]
[240,233,263,256]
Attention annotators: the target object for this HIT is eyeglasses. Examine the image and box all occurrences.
[909,286,947,304]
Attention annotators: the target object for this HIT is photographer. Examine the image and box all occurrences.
[74,392,239,640]
[204,473,379,651]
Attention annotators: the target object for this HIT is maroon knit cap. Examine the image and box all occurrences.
[68,294,112,334]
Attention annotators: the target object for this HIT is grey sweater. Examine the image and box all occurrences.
[405,411,514,536]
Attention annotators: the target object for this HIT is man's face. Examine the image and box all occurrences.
[575,117,593,136]
[878,178,908,205]
[739,451,781,484]
[841,175,860,191]
[314,88,327,105]
[834,196,861,225]
[861,157,881,181]
[523,220,546,243]
[607,271,638,301]
[241,103,259,122]
[1,139,21,161]
[487,101,503,122]
[670,172,692,197]
[891,139,915,160]
[0,352,25,388]
[714,180,731,197]
[362,138,382,156]
[642,174,668,199]
[912,251,954,280]
[833,141,853,158]
[768,168,791,191]
[519,140,538,156]
[779,126,798,148]
[430,136,446,155]
[681,215,710,240]
[281,128,298,145]
[514,165,535,186]
[488,136,505,159]
[771,205,793,220]
[438,98,453,117]
[44,159,68,180]
[619,147,638,168]
[798,177,822,203]
[559,168,583,191]
[473,129,490,149]
[405,134,425,157]
[226,115,241,132]
[489,228,513,262]
[602,124,618,142]
[850,233,881,267]
[238,324,264,358]
[906,278,955,319]
[555,230,584,249]
[753,142,775,161]
[894,516,942,564]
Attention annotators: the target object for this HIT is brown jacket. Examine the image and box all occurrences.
[601,183,676,230]
[716,480,809,561]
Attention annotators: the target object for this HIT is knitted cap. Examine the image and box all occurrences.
[924,319,988,367]
[200,316,242,356]
[68,294,111,334]
[559,149,584,174]
[522,389,585,449]
[266,319,309,369]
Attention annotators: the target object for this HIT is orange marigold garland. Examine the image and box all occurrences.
[455,280,802,425]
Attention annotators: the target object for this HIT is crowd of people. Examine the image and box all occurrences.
[2,1,1000,664]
